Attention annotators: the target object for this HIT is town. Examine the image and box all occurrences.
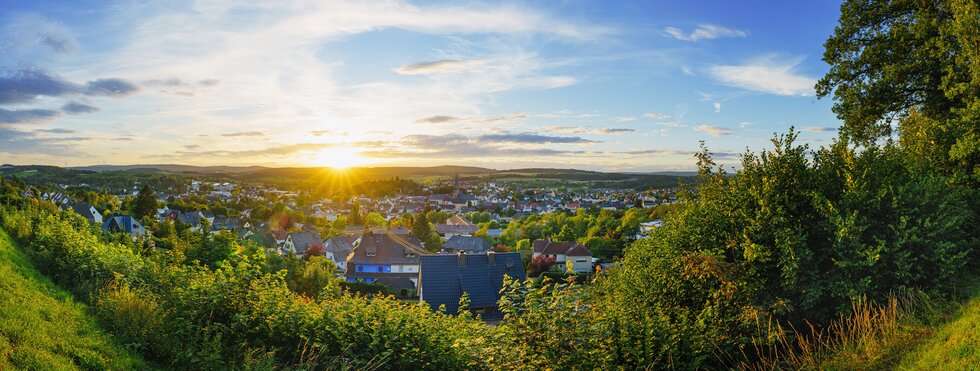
[9,165,682,320]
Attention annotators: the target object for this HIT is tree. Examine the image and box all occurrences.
[817,0,979,186]
[528,255,556,277]
[349,201,362,225]
[133,184,157,218]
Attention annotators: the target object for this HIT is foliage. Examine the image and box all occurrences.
[0,229,149,370]
[818,0,979,187]
[527,255,555,277]
[593,132,975,368]
[133,184,157,219]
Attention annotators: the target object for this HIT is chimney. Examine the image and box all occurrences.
[487,251,496,265]
[457,252,466,266]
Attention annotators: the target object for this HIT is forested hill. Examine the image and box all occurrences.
[1,164,694,190]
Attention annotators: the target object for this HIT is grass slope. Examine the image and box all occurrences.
[0,230,149,370]
[898,286,980,370]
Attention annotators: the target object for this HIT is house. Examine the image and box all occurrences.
[435,223,479,237]
[63,201,103,224]
[418,252,526,320]
[101,215,147,238]
[435,216,479,237]
[323,236,355,272]
[532,239,594,273]
[441,235,491,254]
[345,231,429,293]
[282,230,323,256]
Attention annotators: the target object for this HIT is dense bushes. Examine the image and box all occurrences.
[591,133,976,368]
[0,201,489,369]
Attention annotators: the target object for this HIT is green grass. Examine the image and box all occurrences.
[898,285,980,370]
[741,286,980,370]
[0,229,150,370]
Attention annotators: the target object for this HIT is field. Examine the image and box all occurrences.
[0,230,149,370]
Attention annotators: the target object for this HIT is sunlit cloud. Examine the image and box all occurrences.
[693,124,736,137]
[664,24,747,42]
[708,55,816,96]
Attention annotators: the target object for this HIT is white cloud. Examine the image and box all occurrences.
[713,102,721,113]
[642,112,671,119]
[664,24,747,42]
[693,124,735,137]
[708,55,816,96]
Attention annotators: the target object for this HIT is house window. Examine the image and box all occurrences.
[356,265,363,272]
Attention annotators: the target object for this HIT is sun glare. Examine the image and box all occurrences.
[311,147,369,169]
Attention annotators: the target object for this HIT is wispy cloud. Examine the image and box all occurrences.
[641,113,671,119]
[477,132,597,144]
[414,113,528,124]
[221,131,265,137]
[592,128,634,134]
[664,24,747,42]
[393,59,487,75]
[693,124,736,137]
[0,108,61,124]
[801,126,837,132]
[708,55,815,96]
[62,101,100,114]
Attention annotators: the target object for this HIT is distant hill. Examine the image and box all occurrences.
[72,164,270,173]
[5,164,693,190]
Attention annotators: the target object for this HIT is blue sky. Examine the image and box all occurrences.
[0,0,843,171]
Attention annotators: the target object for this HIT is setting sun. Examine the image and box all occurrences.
[310,147,370,169]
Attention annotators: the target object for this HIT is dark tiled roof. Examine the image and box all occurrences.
[67,202,100,222]
[289,231,323,255]
[419,252,526,317]
[532,239,592,257]
[442,235,491,253]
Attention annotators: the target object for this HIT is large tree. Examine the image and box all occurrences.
[817,0,979,186]
[133,184,157,218]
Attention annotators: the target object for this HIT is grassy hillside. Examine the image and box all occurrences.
[0,230,150,370]
[898,285,980,369]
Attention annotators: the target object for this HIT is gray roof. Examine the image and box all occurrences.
[435,224,479,235]
[289,231,323,255]
[442,235,491,253]
[67,202,100,223]
[323,236,355,263]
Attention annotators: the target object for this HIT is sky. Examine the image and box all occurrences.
[0,0,844,171]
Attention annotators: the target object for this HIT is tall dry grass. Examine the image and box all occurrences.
[738,292,933,370]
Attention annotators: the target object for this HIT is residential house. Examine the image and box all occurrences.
[63,201,103,224]
[435,215,479,237]
[101,215,147,239]
[282,230,323,256]
[532,239,594,273]
[345,231,428,293]
[323,236,355,272]
[441,235,491,254]
[418,252,526,320]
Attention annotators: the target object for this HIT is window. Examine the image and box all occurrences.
[356,265,363,272]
